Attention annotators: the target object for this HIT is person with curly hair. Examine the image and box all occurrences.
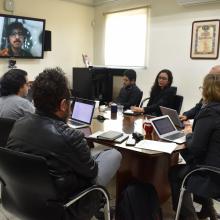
[6,67,122,219]
[0,68,34,120]
[0,22,32,57]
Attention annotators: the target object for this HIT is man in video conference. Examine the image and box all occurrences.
[0,22,32,57]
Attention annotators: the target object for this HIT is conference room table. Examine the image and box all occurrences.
[79,110,185,204]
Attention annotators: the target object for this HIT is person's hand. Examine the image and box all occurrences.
[184,123,192,134]
[179,114,188,121]
[131,106,144,113]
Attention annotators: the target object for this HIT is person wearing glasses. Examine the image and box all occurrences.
[0,69,35,120]
[179,65,220,124]
[0,22,32,57]
[131,69,176,116]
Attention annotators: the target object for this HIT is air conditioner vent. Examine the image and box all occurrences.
[177,0,220,6]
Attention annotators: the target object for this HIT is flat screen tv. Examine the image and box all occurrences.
[0,14,45,59]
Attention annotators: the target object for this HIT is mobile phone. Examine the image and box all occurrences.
[126,138,136,146]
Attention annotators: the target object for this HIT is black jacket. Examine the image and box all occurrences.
[183,99,203,120]
[181,102,220,198]
[6,112,100,219]
[116,84,142,109]
[144,86,177,116]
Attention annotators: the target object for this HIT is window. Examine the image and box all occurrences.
[105,8,148,67]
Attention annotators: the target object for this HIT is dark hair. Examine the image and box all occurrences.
[6,22,27,39]
[123,69,136,82]
[150,69,173,96]
[32,67,71,114]
[0,69,27,96]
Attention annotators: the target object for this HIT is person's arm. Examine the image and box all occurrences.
[143,87,176,114]
[183,99,203,119]
[62,126,98,180]
[181,109,215,164]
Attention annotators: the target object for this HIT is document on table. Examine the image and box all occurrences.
[135,140,177,154]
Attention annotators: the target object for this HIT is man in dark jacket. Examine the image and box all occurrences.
[6,68,122,219]
[115,69,142,109]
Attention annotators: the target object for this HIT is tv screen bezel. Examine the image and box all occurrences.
[0,13,46,59]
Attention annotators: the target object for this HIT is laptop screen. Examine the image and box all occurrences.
[151,117,176,135]
[71,100,94,124]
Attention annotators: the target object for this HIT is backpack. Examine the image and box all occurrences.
[116,182,163,220]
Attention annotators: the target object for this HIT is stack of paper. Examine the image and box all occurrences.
[135,140,177,154]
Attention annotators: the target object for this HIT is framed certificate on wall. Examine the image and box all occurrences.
[190,20,220,59]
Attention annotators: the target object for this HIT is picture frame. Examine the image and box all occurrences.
[190,20,220,59]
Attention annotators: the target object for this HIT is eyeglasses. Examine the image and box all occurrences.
[9,31,24,37]
[198,86,203,91]
[158,76,168,81]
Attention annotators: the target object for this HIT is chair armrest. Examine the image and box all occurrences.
[140,97,150,108]
[64,185,109,208]
[181,165,220,188]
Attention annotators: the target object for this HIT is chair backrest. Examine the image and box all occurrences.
[172,95,183,114]
[140,97,149,108]
[0,118,15,147]
[0,147,63,220]
[137,91,143,107]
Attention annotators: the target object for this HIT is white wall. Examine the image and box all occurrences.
[93,0,220,112]
[0,0,94,86]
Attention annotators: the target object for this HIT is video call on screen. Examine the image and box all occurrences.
[0,16,45,58]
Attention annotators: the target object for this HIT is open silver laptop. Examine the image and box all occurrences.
[150,115,186,144]
[68,98,95,129]
[160,106,184,129]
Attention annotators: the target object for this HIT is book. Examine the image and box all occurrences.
[97,130,123,141]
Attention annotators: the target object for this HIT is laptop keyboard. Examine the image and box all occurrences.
[165,132,185,140]
[71,120,84,126]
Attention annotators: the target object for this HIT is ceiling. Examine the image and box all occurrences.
[60,0,133,7]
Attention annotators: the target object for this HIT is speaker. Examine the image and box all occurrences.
[44,30,51,51]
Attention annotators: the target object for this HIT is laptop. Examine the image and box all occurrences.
[150,115,186,144]
[68,98,95,129]
[160,106,184,129]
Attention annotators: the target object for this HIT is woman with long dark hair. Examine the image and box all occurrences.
[132,69,176,116]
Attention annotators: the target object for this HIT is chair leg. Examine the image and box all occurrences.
[175,187,186,220]
[104,196,111,220]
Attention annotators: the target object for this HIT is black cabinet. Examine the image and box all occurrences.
[72,67,127,104]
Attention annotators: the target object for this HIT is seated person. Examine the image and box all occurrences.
[132,69,176,116]
[0,69,35,120]
[179,65,220,123]
[169,72,220,220]
[6,67,122,219]
[115,69,142,110]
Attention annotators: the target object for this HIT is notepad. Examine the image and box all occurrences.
[97,130,123,141]
[135,140,177,154]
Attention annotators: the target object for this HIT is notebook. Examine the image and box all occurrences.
[68,98,95,129]
[150,115,186,144]
[160,106,184,129]
[97,131,123,141]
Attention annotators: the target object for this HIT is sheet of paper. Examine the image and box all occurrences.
[135,140,177,154]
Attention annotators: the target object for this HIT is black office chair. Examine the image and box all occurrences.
[0,147,110,220]
[139,97,149,108]
[175,165,220,220]
[0,118,15,147]
[137,91,143,107]
[172,95,183,114]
